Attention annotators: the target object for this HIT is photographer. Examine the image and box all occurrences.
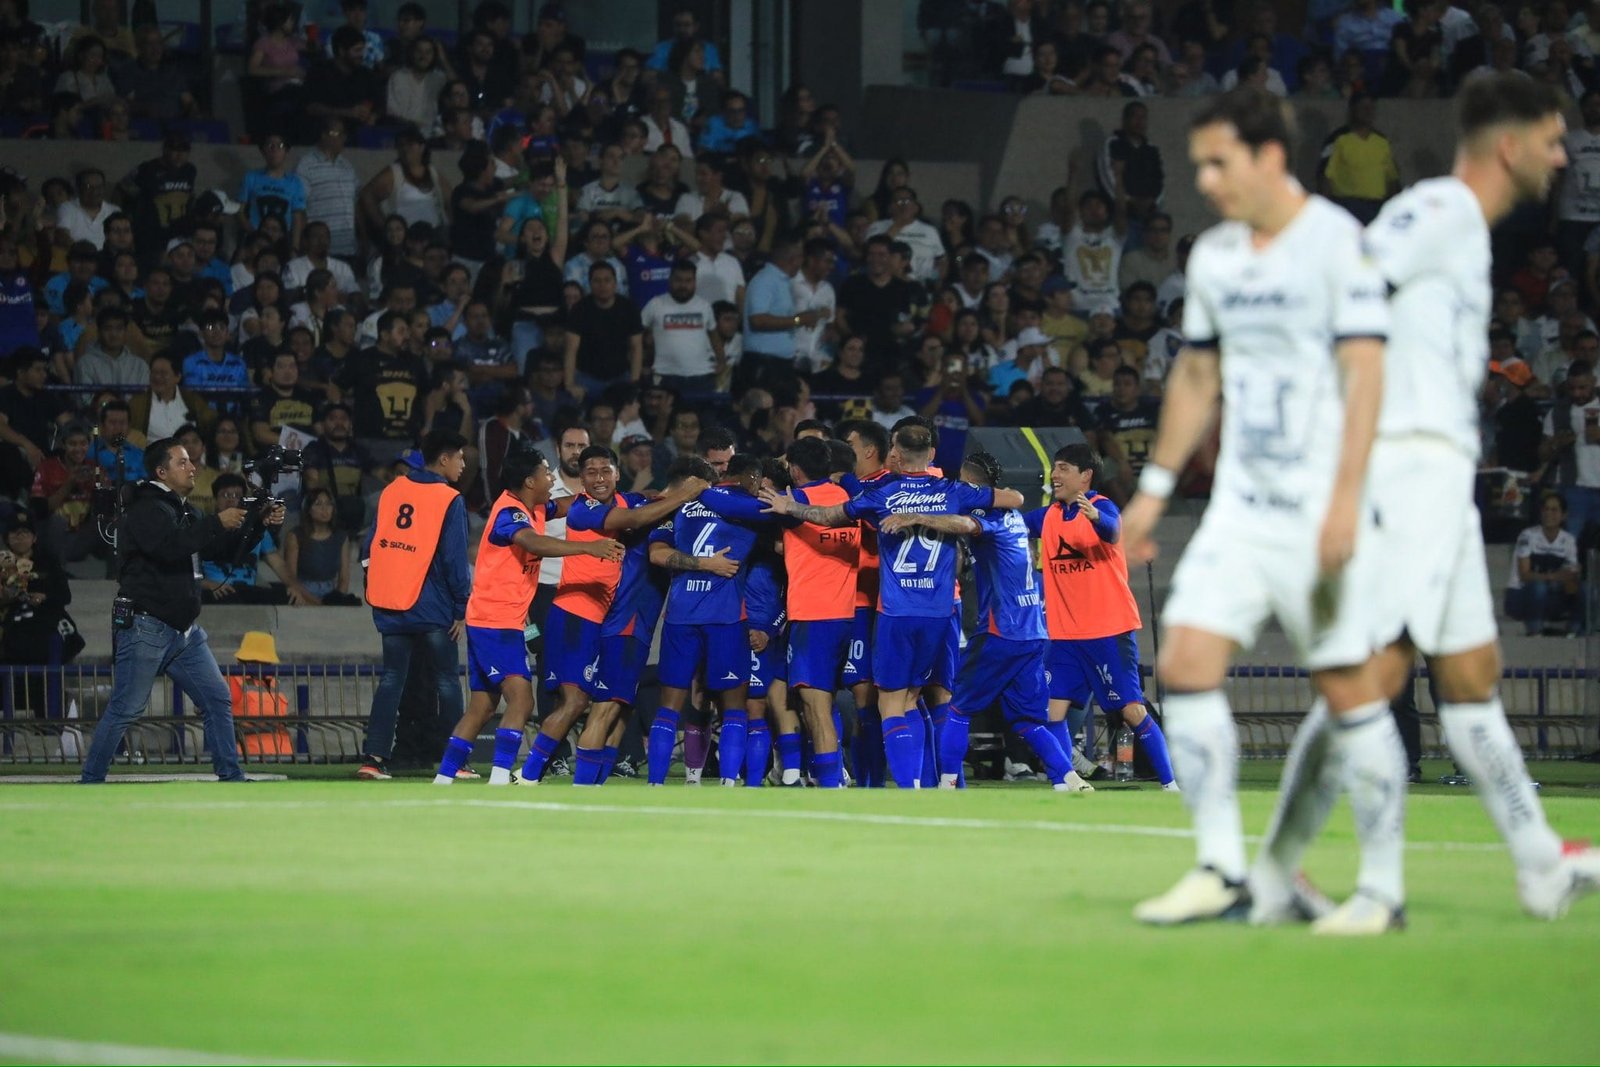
[199,474,316,606]
[80,437,283,784]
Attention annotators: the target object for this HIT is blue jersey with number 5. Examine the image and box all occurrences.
[844,473,993,618]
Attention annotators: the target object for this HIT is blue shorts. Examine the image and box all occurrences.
[592,634,648,706]
[749,631,786,699]
[659,620,749,691]
[953,634,1048,725]
[466,625,532,693]
[841,606,875,687]
[1045,633,1145,709]
[927,610,962,692]
[872,613,951,693]
[786,618,851,691]
[544,604,602,695]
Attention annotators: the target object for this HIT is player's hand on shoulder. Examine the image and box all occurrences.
[679,476,711,498]
[879,513,918,534]
[758,485,793,513]
[591,538,625,561]
[1119,492,1163,564]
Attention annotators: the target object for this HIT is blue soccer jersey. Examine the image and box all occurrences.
[603,517,671,640]
[743,548,787,639]
[843,473,993,618]
[661,485,775,626]
[970,508,1047,642]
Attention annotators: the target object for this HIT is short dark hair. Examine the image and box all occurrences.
[665,455,717,485]
[826,438,856,476]
[696,426,736,453]
[785,436,832,481]
[421,429,468,465]
[838,418,888,462]
[145,436,184,478]
[962,450,1004,487]
[1189,86,1296,156]
[794,418,829,438]
[578,444,619,467]
[1053,442,1102,484]
[891,414,939,449]
[761,456,792,492]
[212,473,248,498]
[98,399,130,422]
[499,445,548,491]
[725,452,764,480]
[892,423,935,457]
[1457,74,1562,142]
[95,306,128,330]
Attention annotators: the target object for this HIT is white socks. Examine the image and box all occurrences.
[1331,701,1408,908]
[1441,699,1563,873]
[1163,690,1246,882]
[1255,699,1338,888]
[487,766,512,786]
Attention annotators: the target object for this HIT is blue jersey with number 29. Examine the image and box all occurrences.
[844,473,993,619]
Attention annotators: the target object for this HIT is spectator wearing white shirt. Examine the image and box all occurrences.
[1506,492,1586,635]
[56,169,116,249]
[563,220,631,297]
[295,123,361,259]
[791,238,838,371]
[282,223,362,303]
[643,259,719,394]
[577,142,645,227]
[691,213,745,308]
[674,155,749,225]
[642,84,694,156]
[865,186,946,286]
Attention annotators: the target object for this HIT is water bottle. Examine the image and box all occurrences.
[1114,726,1135,781]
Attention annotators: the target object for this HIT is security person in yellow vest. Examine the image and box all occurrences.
[357,429,471,780]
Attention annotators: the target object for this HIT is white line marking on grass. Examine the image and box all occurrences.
[0,795,1508,852]
[0,1031,341,1066]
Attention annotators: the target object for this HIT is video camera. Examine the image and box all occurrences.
[231,446,304,569]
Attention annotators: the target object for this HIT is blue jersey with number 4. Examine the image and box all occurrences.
[661,486,775,626]
[844,473,993,618]
[970,509,1046,640]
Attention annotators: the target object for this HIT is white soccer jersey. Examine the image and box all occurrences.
[1181,195,1388,528]
[1365,177,1490,457]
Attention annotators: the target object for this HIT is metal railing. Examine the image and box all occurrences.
[1,661,1594,768]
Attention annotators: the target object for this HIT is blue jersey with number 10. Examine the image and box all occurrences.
[844,473,993,619]
[970,509,1047,641]
[662,485,774,626]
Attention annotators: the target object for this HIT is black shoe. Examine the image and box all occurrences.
[1406,766,1423,785]
[611,757,640,779]
[1087,765,1114,782]
[546,757,572,778]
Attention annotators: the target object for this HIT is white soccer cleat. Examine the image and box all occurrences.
[1248,870,1336,926]
[1133,867,1249,925]
[1054,770,1094,793]
[1161,781,1181,792]
[1518,839,1600,920]
[431,774,453,785]
[1310,891,1406,936]
[512,772,540,787]
[721,777,741,787]
[684,768,703,786]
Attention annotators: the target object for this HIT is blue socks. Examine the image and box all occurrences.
[597,744,618,784]
[647,708,679,785]
[922,702,949,787]
[881,714,920,788]
[573,746,604,785]
[493,728,522,772]
[831,708,844,748]
[812,750,842,788]
[1047,719,1073,765]
[904,709,927,787]
[718,710,748,784]
[1135,713,1176,785]
[776,731,802,774]
[1018,721,1071,784]
[939,710,971,780]
[520,731,559,782]
[744,720,771,786]
[852,707,884,787]
[437,736,473,780]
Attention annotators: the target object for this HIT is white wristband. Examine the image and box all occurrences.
[1137,464,1177,501]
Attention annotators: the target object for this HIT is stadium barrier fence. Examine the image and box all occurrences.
[0,662,1593,768]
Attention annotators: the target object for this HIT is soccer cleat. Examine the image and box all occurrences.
[611,757,640,779]
[431,774,453,785]
[546,757,572,779]
[512,771,541,787]
[1249,871,1336,926]
[1311,890,1406,936]
[355,761,392,781]
[1054,771,1095,793]
[1087,764,1115,782]
[1003,758,1045,782]
[454,766,481,780]
[487,767,513,786]
[684,767,703,786]
[721,777,741,787]
[1517,839,1600,920]
[1161,781,1181,792]
[1134,867,1250,925]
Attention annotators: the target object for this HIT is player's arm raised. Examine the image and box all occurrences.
[880,512,980,537]
[1319,336,1383,574]
[649,541,741,577]
[603,477,710,532]
[513,529,625,560]
[1119,345,1222,560]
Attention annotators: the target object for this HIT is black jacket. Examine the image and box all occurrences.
[116,481,261,631]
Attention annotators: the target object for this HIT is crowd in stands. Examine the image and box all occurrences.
[0,0,1593,648]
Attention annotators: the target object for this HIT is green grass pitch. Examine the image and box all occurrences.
[1,763,1598,1065]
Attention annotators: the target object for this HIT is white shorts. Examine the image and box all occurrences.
[1162,501,1381,672]
[1368,436,1498,657]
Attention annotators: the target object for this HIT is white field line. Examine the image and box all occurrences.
[0,795,1508,853]
[0,1031,340,1066]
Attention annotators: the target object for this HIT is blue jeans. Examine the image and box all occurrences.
[362,629,463,762]
[80,615,243,783]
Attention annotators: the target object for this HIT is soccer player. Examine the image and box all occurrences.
[1029,443,1176,792]
[1119,88,1405,933]
[836,418,893,786]
[741,461,790,786]
[647,453,781,786]
[519,444,709,784]
[432,448,623,786]
[776,436,860,789]
[881,451,1083,791]
[1256,75,1600,921]
[763,423,1024,788]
